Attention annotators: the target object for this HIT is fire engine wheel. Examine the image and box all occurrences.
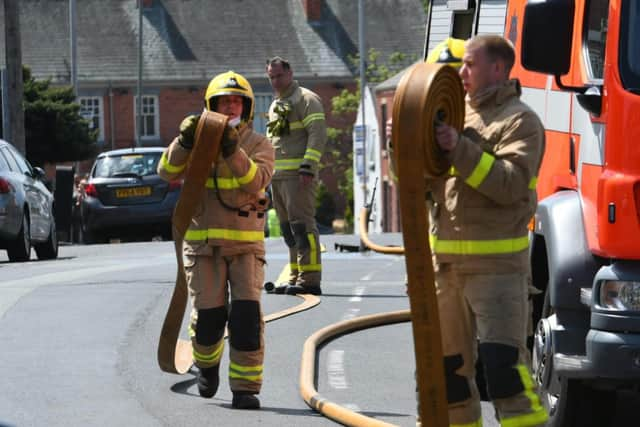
[534,292,616,427]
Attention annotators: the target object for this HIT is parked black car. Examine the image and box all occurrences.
[80,147,181,243]
[0,139,58,262]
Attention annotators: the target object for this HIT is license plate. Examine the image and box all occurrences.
[115,187,151,198]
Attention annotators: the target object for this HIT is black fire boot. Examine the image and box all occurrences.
[285,284,322,296]
[197,365,220,398]
[232,391,260,409]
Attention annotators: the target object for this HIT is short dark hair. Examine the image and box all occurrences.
[467,34,515,75]
[266,56,291,71]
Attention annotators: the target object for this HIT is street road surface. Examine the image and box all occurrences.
[1,234,635,426]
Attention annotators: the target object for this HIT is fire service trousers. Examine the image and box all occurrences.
[184,246,265,393]
[272,178,321,286]
[434,266,548,427]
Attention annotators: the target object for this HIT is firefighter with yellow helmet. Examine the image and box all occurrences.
[158,71,274,410]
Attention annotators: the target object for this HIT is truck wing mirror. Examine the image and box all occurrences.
[521,0,575,76]
[576,86,602,117]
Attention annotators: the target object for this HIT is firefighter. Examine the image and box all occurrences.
[157,71,274,410]
[432,35,548,426]
[265,56,327,296]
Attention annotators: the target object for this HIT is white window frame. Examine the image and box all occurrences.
[134,95,160,140]
[78,96,105,143]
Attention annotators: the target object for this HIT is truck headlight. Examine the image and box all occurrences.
[599,281,640,311]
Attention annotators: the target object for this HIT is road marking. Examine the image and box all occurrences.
[342,307,361,321]
[349,286,366,302]
[327,350,348,389]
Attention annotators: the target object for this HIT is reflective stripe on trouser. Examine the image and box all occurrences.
[184,246,266,393]
[272,178,321,285]
[435,267,548,426]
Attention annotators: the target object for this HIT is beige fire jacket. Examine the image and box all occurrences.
[267,81,326,180]
[158,125,275,256]
[429,79,545,273]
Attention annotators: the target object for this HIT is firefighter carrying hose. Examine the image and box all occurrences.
[157,71,274,409]
[390,35,548,426]
[430,35,547,426]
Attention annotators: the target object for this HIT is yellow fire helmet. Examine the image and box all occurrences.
[204,71,255,123]
[426,37,466,69]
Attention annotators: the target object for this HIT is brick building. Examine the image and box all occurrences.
[1,0,427,220]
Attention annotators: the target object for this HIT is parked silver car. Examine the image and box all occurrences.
[80,147,181,243]
[0,139,58,262]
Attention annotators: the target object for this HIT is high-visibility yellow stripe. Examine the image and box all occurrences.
[465,152,495,188]
[451,418,483,427]
[303,112,325,127]
[275,158,303,170]
[429,234,529,254]
[299,263,322,272]
[185,228,264,242]
[237,159,258,185]
[229,362,263,381]
[500,365,548,427]
[206,177,239,189]
[303,148,322,162]
[159,151,186,174]
[308,233,319,265]
[192,340,224,364]
[289,121,304,130]
[528,176,538,190]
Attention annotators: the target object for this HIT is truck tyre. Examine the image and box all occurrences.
[534,292,616,426]
[7,212,31,262]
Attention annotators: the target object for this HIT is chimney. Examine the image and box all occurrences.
[301,0,322,21]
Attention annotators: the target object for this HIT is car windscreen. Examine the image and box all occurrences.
[93,152,162,178]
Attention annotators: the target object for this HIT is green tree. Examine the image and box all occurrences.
[23,66,97,167]
[323,48,415,230]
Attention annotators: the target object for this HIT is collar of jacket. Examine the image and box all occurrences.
[467,79,522,109]
[278,80,300,100]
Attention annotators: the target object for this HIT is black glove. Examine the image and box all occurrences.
[299,164,314,177]
[178,114,200,150]
[221,125,239,158]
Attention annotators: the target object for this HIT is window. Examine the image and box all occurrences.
[79,96,104,143]
[0,148,11,172]
[134,95,159,140]
[253,93,274,135]
[4,145,32,175]
[620,0,640,90]
[0,147,19,172]
[584,0,608,81]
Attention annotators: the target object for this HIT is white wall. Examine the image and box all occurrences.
[353,85,382,234]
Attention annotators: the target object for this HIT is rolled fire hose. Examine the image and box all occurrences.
[157,111,227,374]
[392,62,464,426]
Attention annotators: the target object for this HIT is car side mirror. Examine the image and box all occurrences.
[33,166,46,179]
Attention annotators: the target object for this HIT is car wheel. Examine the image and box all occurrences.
[34,219,58,260]
[7,212,31,262]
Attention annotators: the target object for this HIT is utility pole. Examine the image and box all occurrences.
[69,0,77,96]
[358,0,367,203]
[4,0,25,154]
[136,0,143,147]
